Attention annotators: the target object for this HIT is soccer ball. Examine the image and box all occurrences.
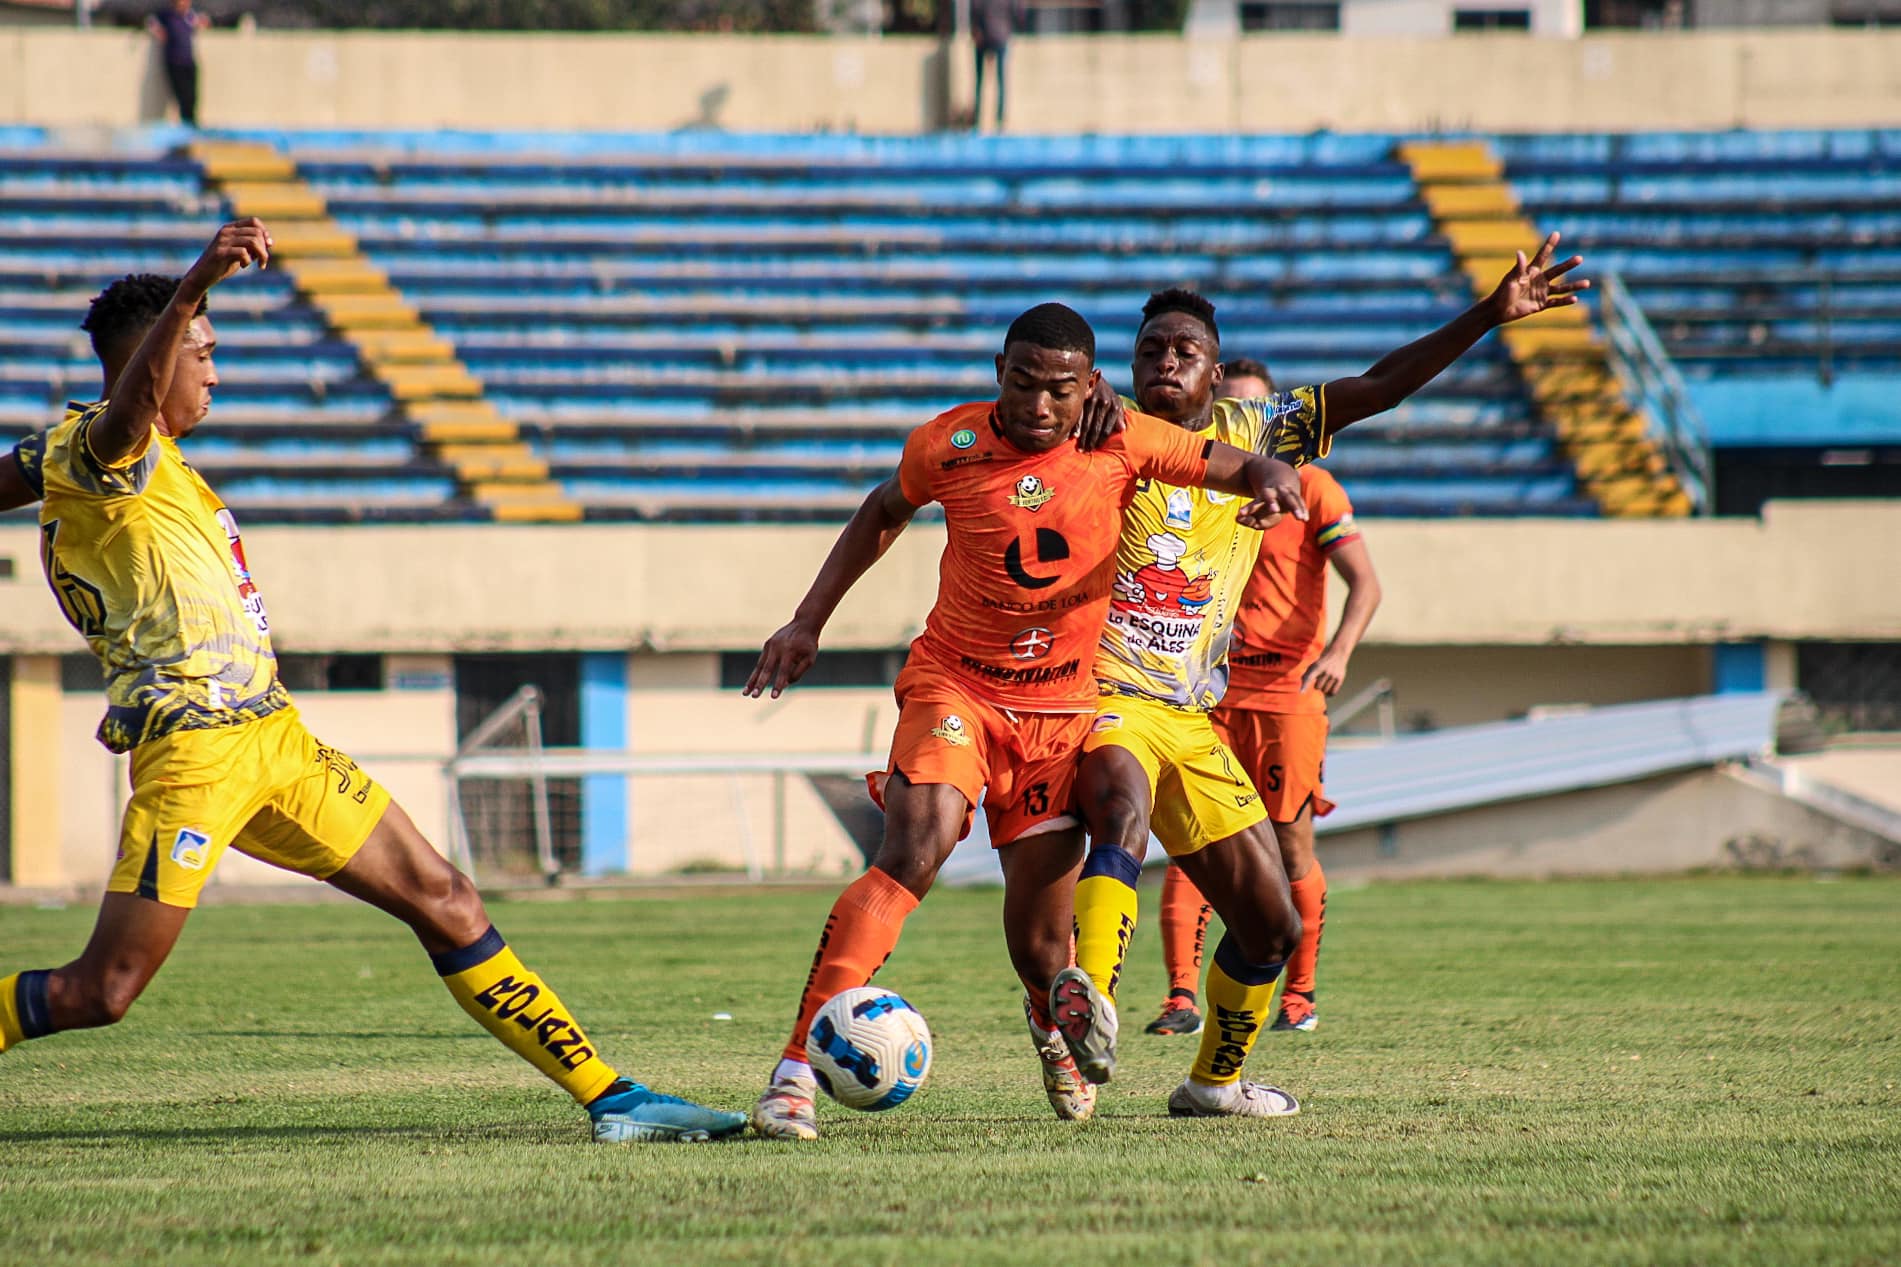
[805,986,933,1111]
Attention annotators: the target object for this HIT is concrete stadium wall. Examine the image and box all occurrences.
[3,27,1898,134]
[2,500,1892,656]
[7,500,1897,890]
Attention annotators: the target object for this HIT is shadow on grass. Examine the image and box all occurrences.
[0,1122,543,1146]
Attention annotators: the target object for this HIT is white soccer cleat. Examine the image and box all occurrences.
[1025,998,1097,1122]
[751,1073,820,1141]
[1049,966,1119,1085]
[1167,1077,1301,1119]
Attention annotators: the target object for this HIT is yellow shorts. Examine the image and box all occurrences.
[1083,694,1267,858]
[109,706,392,909]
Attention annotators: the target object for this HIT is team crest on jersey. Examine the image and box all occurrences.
[1010,627,1055,660]
[1165,488,1193,529]
[170,828,212,871]
[1008,475,1054,511]
[931,715,972,746]
[951,428,977,450]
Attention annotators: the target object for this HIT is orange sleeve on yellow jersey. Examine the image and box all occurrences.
[1118,409,1212,491]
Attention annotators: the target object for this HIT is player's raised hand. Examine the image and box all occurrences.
[1487,231,1588,325]
[183,218,273,296]
[744,618,821,699]
[1076,376,1128,451]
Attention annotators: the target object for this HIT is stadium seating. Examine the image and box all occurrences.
[14,126,1893,522]
[1500,129,1901,447]
[282,130,1583,519]
[0,149,459,521]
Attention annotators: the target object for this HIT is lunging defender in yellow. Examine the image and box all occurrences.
[0,220,744,1144]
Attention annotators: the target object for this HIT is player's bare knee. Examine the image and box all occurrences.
[871,840,943,898]
[1230,908,1299,967]
[1087,791,1149,854]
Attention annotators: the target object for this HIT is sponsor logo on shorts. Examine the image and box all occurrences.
[1008,475,1053,512]
[951,428,977,450]
[1092,713,1123,734]
[170,828,211,871]
[931,715,973,746]
[1010,627,1054,660]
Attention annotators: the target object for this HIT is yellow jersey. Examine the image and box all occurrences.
[1093,388,1325,711]
[28,401,289,753]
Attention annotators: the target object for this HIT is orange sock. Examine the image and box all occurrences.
[1285,860,1327,1003]
[1159,864,1213,1001]
[780,866,920,1063]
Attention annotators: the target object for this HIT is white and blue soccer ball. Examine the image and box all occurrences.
[806,986,933,1111]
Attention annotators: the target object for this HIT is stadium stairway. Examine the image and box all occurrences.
[189,140,580,523]
[1401,141,1693,517]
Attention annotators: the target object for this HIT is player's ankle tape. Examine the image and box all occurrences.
[17,969,53,1039]
[430,926,506,977]
[1212,934,1284,988]
[1080,845,1142,886]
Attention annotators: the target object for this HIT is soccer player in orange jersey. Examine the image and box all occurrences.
[741,303,1321,1141]
[1147,442,1380,1037]
[1056,236,1585,1116]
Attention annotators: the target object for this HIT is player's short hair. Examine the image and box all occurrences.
[1140,287,1219,347]
[1003,302,1095,363]
[80,274,205,361]
[1221,357,1276,393]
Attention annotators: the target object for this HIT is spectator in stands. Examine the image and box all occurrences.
[971,0,1026,131]
[147,0,210,128]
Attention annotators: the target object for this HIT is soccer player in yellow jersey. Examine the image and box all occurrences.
[0,220,746,1144]
[1056,235,1587,1118]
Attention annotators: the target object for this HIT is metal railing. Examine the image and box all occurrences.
[1599,273,1716,514]
[1329,676,1397,742]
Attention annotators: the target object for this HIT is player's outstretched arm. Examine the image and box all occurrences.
[90,218,272,468]
[1322,230,1587,433]
[744,475,921,699]
[1200,442,1308,527]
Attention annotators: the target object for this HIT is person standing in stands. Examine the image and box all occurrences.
[147,0,210,128]
[971,0,1026,131]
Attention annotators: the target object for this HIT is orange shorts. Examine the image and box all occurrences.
[870,679,1088,847]
[1209,708,1335,823]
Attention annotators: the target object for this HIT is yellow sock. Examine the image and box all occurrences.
[0,970,52,1053]
[1191,935,1286,1086]
[1073,846,1143,1003]
[434,928,620,1105]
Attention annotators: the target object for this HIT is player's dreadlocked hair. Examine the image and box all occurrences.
[1140,287,1219,348]
[1221,357,1276,393]
[1003,302,1096,362]
[80,274,206,361]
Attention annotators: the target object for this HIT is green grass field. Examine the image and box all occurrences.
[2,874,1898,1266]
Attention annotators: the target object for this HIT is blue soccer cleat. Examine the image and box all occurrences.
[587,1078,748,1144]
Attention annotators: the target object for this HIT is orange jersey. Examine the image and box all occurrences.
[895,402,1213,713]
[1221,465,1360,715]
